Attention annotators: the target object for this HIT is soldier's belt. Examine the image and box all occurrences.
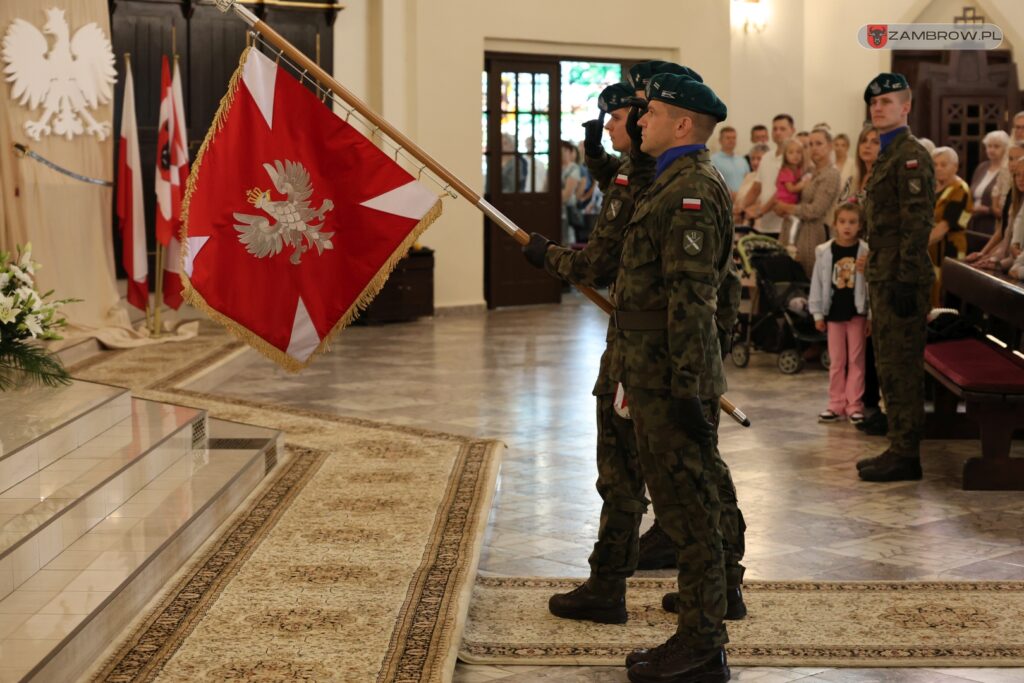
[869,235,901,249]
[612,309,668,331]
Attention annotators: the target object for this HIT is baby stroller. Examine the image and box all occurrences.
[731,234,829,374]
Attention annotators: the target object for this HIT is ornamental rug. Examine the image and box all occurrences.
[68,325,502,682]
[459,576,1024,668]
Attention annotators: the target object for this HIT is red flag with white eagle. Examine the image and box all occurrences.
[181,48,442,370]
[116,62,147,311]
[161,58,189,309]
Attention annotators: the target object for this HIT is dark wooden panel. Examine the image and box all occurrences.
[109,0,337,284]
[360,250,435,323]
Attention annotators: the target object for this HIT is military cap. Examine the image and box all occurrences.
[645,72,727,122]
[628,60,703,91]
[864,72,910,103]
[597,82,635,114]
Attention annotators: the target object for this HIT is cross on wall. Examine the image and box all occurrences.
[953,6,985,24]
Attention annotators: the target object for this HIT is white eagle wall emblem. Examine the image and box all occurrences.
[1,8,117,141]
[234,160,335,265]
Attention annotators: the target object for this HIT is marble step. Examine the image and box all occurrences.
[0,382,132,493]
[0,419,280,683]
[0,400,206,604]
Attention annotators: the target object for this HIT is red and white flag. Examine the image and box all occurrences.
[161,58,189,309]
[182,48,442,370]
[116,62,147,311]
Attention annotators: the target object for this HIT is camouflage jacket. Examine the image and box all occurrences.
[585,151,624,190]
[609,148,735,400]
[864,129,936,285]
[545,154,655,395]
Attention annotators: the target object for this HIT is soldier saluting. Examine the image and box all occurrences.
[611,72,734,683]
[855,73,936,483]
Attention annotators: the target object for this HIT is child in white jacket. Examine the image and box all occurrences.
[809,202,870,423]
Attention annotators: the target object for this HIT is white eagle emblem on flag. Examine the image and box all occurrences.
[234,160,335,265]
[1,8,117,141]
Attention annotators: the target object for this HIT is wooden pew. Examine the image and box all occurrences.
[924,260,1024,490]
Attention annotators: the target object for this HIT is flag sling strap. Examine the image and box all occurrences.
[211,0,748,428]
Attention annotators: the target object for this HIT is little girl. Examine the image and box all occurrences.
[809,202,870,423]
[775,139,809,206]
[766,139,810,257]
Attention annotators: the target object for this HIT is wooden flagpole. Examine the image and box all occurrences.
[211,0,749,427]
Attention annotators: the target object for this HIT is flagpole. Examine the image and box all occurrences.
[211,0,749,428]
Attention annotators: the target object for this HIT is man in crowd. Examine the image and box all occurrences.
[855,73,935,483]
[738,113,795,234]
[745,124,768,167]
[711,126,750,200]
[610,71,735,682]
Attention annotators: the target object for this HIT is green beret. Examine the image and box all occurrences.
[864,72,910,103]
[597,82,635,114]
[645,72,727,122]
[628,60,703,91]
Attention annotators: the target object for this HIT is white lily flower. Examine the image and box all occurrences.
[0,294,17,325]
[18,246,35,275]
[23,314,43,338]
[8,264,32,286]
[0,272,9,290]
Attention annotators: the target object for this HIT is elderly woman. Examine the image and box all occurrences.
[966,141,1024,267]
[969,130,1011,236]
[928,146,973,305]
[774,127,841,276]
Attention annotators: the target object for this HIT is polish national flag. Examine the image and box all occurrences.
[116,63,147,311]
[162,59,189,309]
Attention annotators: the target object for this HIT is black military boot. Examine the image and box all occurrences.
[626,638,730,683]
[660,586,746,620]
[858,451,922,482]
[548,576,627,624]
[637,521,676,570]
[856,447,895,471]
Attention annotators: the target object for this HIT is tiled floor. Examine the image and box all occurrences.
[198,293,1024,682]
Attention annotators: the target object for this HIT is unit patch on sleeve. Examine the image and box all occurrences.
[683,229,704,256]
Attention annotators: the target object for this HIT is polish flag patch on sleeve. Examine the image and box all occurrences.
[681,197,702,210]
[905,159,919,169]
[614,174,629,186]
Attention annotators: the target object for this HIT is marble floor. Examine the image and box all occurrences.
[196,293,1024,683]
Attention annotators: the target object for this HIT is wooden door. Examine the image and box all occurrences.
[940,96,1006,178]
[483,55,561,308]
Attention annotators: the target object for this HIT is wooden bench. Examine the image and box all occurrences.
[924,259,1024,490]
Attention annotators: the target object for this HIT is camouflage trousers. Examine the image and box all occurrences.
[869,283,930,456]
[588,394,648,578]
[589,394,746,588]
[626,388,729,650]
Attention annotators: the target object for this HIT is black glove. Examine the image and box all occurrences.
[625,101,647,155]
[718,327,733,359]
[582,112,606,159]
[889,282,918,318]
[671,396,714,447]
[522,232,554,269]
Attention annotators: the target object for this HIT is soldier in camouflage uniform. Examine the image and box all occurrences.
[609,72,734,683]
[854,73,936,483]
[523,82,656,624]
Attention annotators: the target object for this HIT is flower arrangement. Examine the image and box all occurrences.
[0,244,75,390]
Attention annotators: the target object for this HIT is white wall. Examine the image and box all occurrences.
[332,0,1024,308]
[335,0,730,308]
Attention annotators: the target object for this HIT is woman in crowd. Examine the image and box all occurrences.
[968,130,1011,237]
[851,126,880,200]
[965,141,1024,268]
[559,140,582,242]
[928,146,973,304]
[774,128,841,276]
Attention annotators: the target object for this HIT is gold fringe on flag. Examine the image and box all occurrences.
[176,47,443,373]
